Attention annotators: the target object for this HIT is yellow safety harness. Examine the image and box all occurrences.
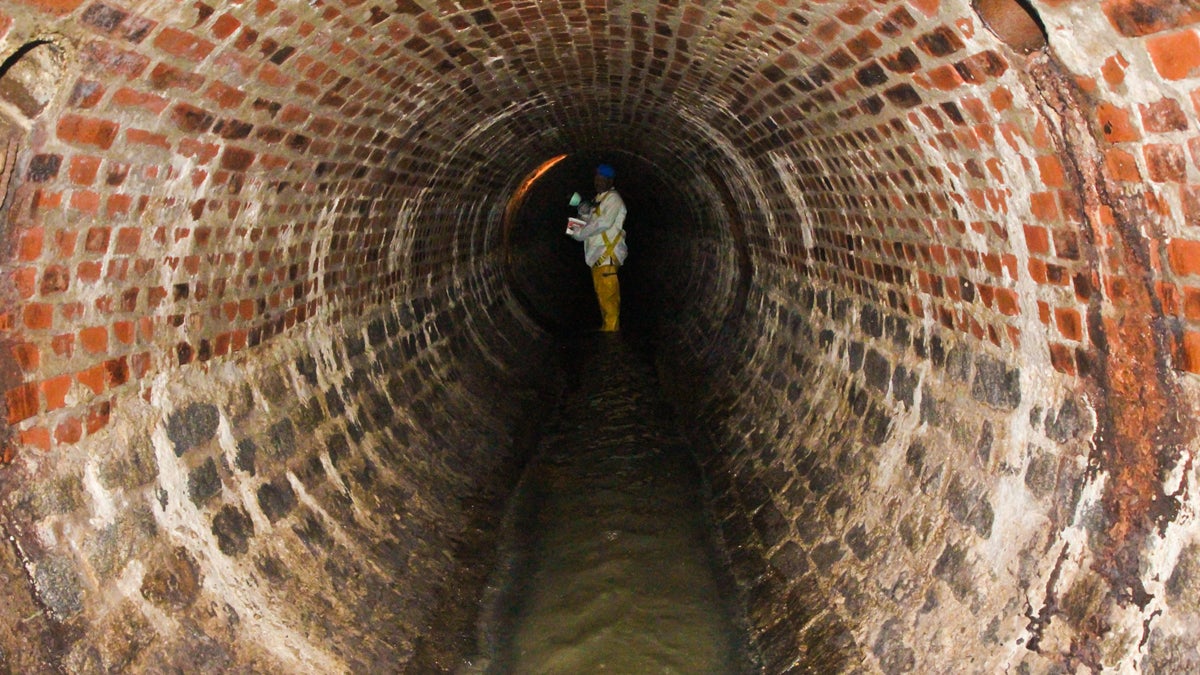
[597,229,624,268]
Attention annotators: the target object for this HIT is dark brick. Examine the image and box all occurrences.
[848,341,865,371]
[140,546,201,610]
[170,103,215,133]
[81,4,128,32]
[811,539,845,574]
[1046,398,1090,443]
[752,499,791,544]
[883,83,922,108]
[882,47,921,73]
[855,63,888,87]
[946,344,972,382]
[933,543,970,598]
[971,355,1022,410]
[845,524,874,561]
[977,421,994,466]
[328,432,351,468]
[865,405,891,445]
[257,479,297,523]
[916,26,965,57]
[770,540,810,578]
[1024,448,1058,499]
[234,438,257,475]
[211,505,254,556]
[873,617,916,674]
[166,403,220,456]
[26,154,62,182]
[860,304,883,337]
[864,349,891,392]
[891,365,917,408]
[292,514,332,552]
[34,555,83,619]
[266,419,296,458]
[187,457,221,505]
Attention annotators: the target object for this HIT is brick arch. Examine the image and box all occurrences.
[0,1,1196,671]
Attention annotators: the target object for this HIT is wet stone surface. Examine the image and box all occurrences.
[470,335,755,673]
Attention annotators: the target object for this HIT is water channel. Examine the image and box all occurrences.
[464,335,755,673]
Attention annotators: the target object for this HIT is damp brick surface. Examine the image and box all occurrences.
[0,0,1197,672]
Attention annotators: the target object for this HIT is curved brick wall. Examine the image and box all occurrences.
[0,0,1198,671]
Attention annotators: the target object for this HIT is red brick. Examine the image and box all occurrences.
[86,401,111,434]
[55,417,82,444]
[1097,103,1140,142]
[41,374,71,411]
[18,227,43,262]
[77,365,106,395]
[112,87,168,114]
[70,190,101,213]
[11,342,39,372]
[77,261,102,283]
[1105,148,1141,182]
[1103,0,1200,37]
[1055,307,1083,340]
[6,383,39,424]
[114,227,140,253]
[13,267,36,299]
[57,114,119,149]
[1049,343,1076,375]
[154,26,215,61]
[206,81,247,109]
[1036,155,1066,188]
[11,0,86,15]
[1030,192,1059,222]
[107,194,133,217]
[51,333,74,357]
[1169,239,1200,276]
[1147,30,1200,80]
[1145,144,1187,182]
[68,155,100,185]
[126,128,171,150]
[1102,53,1129,86]
[23,303,53,329]
[1139,97,1190,132]
[1183,330,1200,373]
[996,288,1020,315]
[80,326,108,353]
[149,62,205,91]
[21,426,52,452]
[1183,287,1200,320]
[212,12,242,39]
[113,321,134,344]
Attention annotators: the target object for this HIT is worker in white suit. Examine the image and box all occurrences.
[567,164,627,332]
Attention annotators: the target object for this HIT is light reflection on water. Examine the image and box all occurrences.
[464,337,752,674]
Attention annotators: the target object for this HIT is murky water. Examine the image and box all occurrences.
[464,336,753,674]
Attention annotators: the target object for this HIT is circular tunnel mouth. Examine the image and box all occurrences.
[501,151,700,340]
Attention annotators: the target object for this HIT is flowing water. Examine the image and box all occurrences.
[464,335,754,674]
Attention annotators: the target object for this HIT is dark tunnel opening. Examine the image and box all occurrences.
[503,152,705,341]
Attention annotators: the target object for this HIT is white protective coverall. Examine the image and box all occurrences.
[570,189,627,331]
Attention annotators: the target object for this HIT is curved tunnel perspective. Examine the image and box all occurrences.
[1,1,1199,672]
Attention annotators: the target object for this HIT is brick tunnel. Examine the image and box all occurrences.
[1,0,1199,671]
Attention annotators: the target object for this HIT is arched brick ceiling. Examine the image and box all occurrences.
[2,0,1200,671]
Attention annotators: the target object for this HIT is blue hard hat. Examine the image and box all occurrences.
[596,164,615,178]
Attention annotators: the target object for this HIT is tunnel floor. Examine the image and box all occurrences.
[464,333,754,673]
